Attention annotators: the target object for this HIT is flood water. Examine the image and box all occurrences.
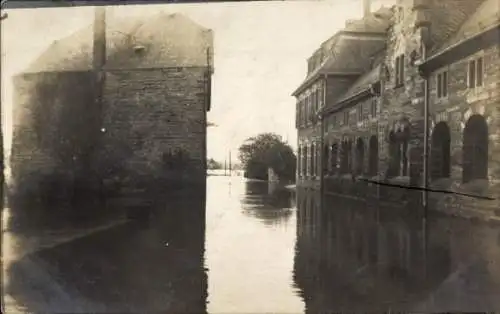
[3,175,500,312]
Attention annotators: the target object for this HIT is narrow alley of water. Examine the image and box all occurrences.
[3,175,500,313]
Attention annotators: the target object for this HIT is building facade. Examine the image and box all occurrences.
[293,0,500,221]
[11,8,214,200]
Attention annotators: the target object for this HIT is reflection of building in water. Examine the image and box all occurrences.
[293,0,500,221]
[5,196,208,313]
[294,189,500,312]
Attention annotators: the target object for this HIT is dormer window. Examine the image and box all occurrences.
[468,56,484,89]
[395,54,405,86]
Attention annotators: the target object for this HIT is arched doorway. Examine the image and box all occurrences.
[340,140,348,174]
[355,137,365,176]
[323,144,330,175]
[368,135,378,176]
[302,146,306,178]
[331,142,338,175]
[430,122,451,181]
[346,139,353,174]
[340,139,352,174]
[388,120,410,177]
[388,131,401,176]
[311,143,316,177]
[463,114,488,183]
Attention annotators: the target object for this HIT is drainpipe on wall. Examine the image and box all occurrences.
[320,74,327,197]
[420,24,431,282]
[422,42,429,219]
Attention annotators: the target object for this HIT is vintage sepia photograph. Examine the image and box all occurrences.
[1,0,500,312]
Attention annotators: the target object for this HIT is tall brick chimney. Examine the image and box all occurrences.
[363,0,371,18]
[93,6,106,70]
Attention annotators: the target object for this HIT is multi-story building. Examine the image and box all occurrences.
[293,4,393,190]
[293,0,500,221]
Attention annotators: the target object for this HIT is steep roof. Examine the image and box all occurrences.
[435,0,499,52]
[343,67,379,103]
[428,0,489,54]
[23,12,214,73]
[335,61,381,105]
[292,37,385,96]
[292,6,393,96]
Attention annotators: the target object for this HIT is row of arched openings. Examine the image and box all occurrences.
[431,114,488,183]
[297,114,489,183]
[323,135,379,177]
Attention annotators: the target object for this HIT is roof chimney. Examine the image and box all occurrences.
[363,0,371,18]
[93,6,106,70]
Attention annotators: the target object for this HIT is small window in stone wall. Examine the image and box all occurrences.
[395,54,405,86]
[344,111,349,125]
[308,94,313,120]
[468,56,484,89]
[370,100,377,118]
[314,90,319,112]
[302,100,306,125]
[358,105,363,122]
[437,71,448,98]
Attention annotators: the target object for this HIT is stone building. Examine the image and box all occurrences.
[10,8,214,200]
[293,0,500,221]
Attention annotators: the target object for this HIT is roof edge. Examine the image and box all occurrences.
[291,71,361,97]
[419,23,500,74]
[320,82,379,117]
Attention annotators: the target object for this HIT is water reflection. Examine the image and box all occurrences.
[7,176,499,313]
[294,188,500,312]
[241,181,294,226]
[205,176,304,313]
[4,193,207,313]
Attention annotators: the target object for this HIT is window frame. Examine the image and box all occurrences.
[468,54,485,90]
[370,99,378,119]
[395,54,405,87]
[436,68,449,99]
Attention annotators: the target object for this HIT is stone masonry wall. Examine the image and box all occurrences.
[427,45,500,220]
[97,66,208,191]
[321,1,429,205]
[379,0,426,181]
[10,71,100,197]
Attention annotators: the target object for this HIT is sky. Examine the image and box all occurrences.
[1,0,394,164]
